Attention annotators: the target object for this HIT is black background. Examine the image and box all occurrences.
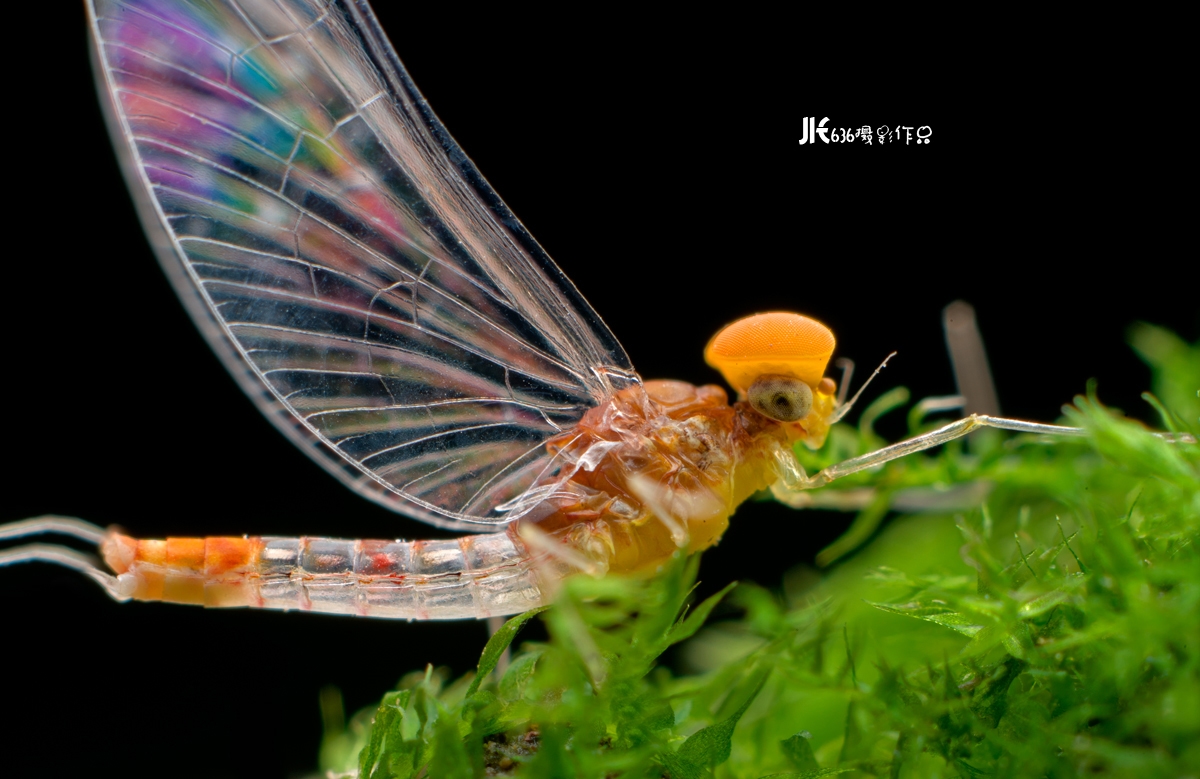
[3,6,1194,779]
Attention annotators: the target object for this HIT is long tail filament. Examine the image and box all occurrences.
[0,515,128,599]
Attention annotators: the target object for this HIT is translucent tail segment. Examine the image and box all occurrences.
[101,532,543,620]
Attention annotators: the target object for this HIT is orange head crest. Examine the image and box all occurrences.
[704,312,836,394]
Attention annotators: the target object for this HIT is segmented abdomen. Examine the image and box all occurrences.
[100,532,543,620]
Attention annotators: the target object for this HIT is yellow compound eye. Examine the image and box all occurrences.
[748,375,813,422]
[704,312,836,394]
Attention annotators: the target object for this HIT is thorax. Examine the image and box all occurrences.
[515,379,790,574]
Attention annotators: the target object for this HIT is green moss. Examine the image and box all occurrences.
[319,331,1199,778]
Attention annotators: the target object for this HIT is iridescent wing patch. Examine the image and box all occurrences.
[88,0,634,530]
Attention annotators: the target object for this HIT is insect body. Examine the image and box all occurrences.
[2,0,1191,620]
[11,313,842,619]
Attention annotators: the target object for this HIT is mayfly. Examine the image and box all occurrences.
[1,0,1191,623]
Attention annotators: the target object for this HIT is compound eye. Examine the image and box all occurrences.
[748,375,813,422]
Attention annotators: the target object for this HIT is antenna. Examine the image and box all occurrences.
[830,352,897,424]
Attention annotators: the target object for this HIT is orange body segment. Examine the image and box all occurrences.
[101,533,264,607]
[203,537,260,575]
[133,539,168,601]
[135,539,167,567]
[165,537,206,571]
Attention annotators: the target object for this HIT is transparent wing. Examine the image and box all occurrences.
[87,0,635,530]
